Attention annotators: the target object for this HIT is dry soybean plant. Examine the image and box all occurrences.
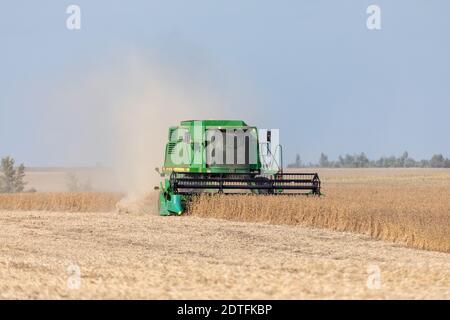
[187,184,450,253]
[0,192,122,212]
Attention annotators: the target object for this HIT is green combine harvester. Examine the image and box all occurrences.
[157,120,321,215]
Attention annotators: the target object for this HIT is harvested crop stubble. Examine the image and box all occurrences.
[0,192,122,212]
[187,185,450,253]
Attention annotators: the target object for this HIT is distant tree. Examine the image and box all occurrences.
[319,153,329,167]
[13,164,26,192]
[420,159,429,168]
[397,151,408,167]
[356,153,369,168]
[430,154,446,168]
[0,157,15,192]
[287,154,302,168]
[344,154,355,168]
[445,158,450,168]
[337,155,345,168]
[386,155,397,168]
[0,156,27,193]
[404,157,417,168]
[294,154,302,168]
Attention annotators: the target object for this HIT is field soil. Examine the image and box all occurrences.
[0,210,449,299]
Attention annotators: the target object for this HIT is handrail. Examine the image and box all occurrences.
[260,142,283,173]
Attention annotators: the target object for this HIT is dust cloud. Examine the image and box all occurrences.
[43,50,257,209]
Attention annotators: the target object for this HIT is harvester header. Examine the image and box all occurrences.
[158,119,321,215]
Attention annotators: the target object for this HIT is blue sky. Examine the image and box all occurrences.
[1,1,449,166]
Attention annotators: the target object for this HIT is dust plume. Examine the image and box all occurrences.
[107,53,250,211]
[44,50,257,211]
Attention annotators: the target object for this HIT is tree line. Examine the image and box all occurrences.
[288,152,450,168]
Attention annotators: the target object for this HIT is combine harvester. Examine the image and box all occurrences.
[157,120,321,215]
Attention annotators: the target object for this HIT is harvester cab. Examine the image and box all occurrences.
[158,120,321,215]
